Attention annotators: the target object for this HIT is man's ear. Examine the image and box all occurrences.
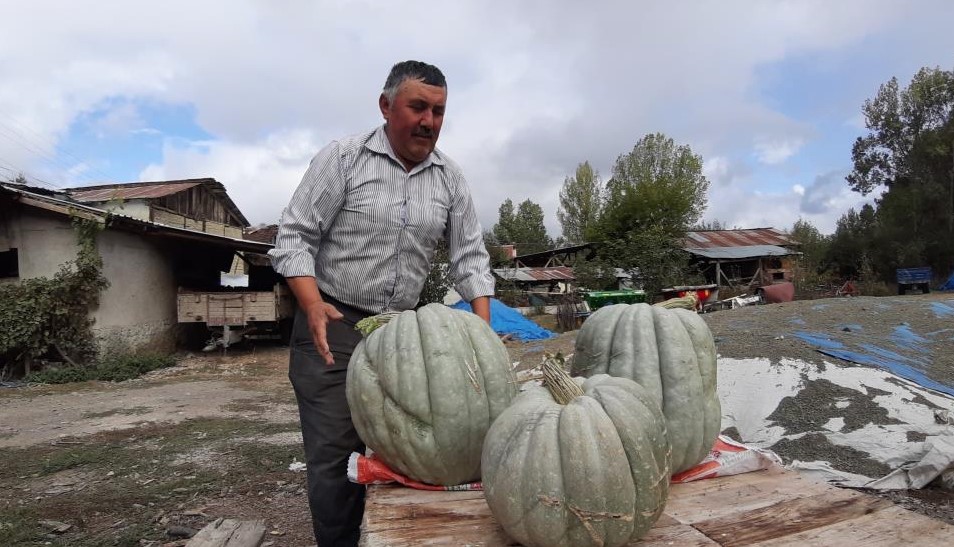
[379,93,391,121]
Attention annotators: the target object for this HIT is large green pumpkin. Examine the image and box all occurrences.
[482,361,671,547]
[345,303,517,486]
[572,303,720,474]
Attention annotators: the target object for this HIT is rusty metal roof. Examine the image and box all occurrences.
[689,245,797,259]
[63,178,250,227]
[66,180,203,202]
[493,266,576,282]
[245,224,278,243]
[1,182,270,254]
[685,228,797,249]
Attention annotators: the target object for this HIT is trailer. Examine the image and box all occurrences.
[177,283,294,349]
[897,267,932,295]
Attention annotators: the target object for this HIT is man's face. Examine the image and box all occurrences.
[379,78,447,169]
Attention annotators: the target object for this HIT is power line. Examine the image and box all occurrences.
[0,114,120,185]
[0,157,62,189]
[0,117,120,188]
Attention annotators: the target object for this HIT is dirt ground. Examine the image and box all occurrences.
[1,295,952,545]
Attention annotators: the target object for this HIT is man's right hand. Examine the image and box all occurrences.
[305,301,344,365]
[285,276,343,366]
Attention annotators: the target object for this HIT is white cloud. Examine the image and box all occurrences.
[704,170,879,234]
[138,128,321,225]
[1,0,952,236]
[90,103,145,138]
[754,137,806,165]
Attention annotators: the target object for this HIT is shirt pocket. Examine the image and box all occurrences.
[408,193,449,248]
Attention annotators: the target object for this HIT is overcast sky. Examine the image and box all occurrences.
[1,1,952,236]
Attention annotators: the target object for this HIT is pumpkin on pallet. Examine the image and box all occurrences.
[345,303,517,486]
[572,303,720,474]
[482,354,671,547]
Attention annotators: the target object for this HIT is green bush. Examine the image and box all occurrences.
[0,217,109,372]
[26,353,176,384]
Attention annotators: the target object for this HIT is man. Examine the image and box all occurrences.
[268,60,494,546]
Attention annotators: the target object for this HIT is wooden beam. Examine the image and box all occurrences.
[186,518,266,547]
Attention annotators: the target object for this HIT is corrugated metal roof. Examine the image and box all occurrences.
[685,228,796,249]
[1,183,271,254]
[245,224,278,243]
[66,181,203,202]
[63,178,251,227]
[686,245,797,259]
[493,266,575,282]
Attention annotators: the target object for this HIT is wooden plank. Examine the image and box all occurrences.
[750,504,954,546]
[361,470,954,546]
[665,468,832,524]
[362,488,717,547]
[367,486,484,507]
[153,208,186,228]
[363,490,491,534]
[633,521,719,546]
[691,488,891,546]
[186,518,266,547]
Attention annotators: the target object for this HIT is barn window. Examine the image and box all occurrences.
[0,248,18,278]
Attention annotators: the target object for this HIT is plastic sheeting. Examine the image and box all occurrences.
[791,308,954,397]
[719,357,954,490]
[941,272,954,291]
[450,298,555,341]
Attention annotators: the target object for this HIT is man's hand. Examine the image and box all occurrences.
[305,301,344,365]
[285,276,342,366]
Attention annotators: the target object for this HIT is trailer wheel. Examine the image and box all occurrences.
[921,283,931,294]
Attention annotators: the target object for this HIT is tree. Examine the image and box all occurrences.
[692,219,730,231]
[557,161,603,244]
[848,67,954,195]
[825,205,878,278]
[596,133,709,241]
[846,66,954,277]
[491,199,516,245]
[418,240,453,306]
[582,133,709,299]
[490,198,553,255]
[789,218,831,285]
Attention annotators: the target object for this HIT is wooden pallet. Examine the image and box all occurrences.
[360,467,954,546]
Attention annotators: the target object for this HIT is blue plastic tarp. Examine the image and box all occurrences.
[450,298,555,341]
[940,271,954,291]
[792,325,954,397]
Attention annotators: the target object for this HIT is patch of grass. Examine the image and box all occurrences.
[25,353,176,385]
[0,507,43,546]
[224,399,270,414]
[81,406,151,419]
[0,417,308,546]
[40,445,115,475]
[232,442,304,474]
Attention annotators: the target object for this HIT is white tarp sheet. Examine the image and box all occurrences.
[718,357,954,490]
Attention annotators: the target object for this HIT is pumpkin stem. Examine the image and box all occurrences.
[354,312,403,337]
[542,352,584,404]
[653,294,698,310]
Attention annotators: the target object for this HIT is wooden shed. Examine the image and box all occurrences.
[684,228,801,290]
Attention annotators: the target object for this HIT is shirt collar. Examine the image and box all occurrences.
[365,124,446,169]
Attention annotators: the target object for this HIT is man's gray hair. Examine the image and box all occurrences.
[382,60,447,102]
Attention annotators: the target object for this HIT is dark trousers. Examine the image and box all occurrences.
[288,298,371,546]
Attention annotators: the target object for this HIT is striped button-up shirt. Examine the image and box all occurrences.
[268,125,494,314]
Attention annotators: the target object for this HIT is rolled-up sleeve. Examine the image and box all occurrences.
[445,172,495,302]
[268,142,346,278]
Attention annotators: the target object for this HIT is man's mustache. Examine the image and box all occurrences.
[413,127,434,138]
